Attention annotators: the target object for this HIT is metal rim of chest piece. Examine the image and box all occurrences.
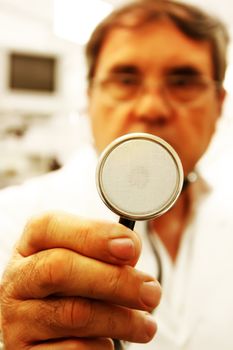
[96,132,184,221]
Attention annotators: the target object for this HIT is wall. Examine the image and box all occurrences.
[0,0,232,189]
[0,0,90,187]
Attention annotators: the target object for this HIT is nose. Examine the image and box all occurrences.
[132,87,172,126]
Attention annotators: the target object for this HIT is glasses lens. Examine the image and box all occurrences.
[101,73,141,100]
[165,74,212,103]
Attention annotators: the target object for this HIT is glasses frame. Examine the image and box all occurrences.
[91,72,221,106]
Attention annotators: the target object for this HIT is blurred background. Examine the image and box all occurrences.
[0,0,232,188]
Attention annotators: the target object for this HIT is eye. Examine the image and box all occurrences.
[169,75,192,86]
[167,74,204,89]
[115,73,141,86]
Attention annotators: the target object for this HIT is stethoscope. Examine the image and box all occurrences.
[96,132,184,286]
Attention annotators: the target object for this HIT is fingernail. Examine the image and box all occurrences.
[140,281,160,308]
[108,238,135,260]
[144,314,157,340]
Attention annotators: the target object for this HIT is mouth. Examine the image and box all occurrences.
[125,125,175,147]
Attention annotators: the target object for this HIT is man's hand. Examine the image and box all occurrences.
[0,212,161,349]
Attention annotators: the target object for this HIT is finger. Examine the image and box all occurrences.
[13,297,157,344]
[18,212,141,266]
[32,338,114,350]
[9,248,161,311]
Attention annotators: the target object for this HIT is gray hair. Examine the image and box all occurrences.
[86,0,229,87]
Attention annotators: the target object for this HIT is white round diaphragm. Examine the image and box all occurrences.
[96,133,183,221]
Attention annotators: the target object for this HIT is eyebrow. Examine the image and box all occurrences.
[166,65,203,76]
[108,64,204,77]
[109,64,141,75]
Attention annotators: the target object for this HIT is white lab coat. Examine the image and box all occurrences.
[0,144,233,350]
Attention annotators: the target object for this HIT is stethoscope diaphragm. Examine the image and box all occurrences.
[96,132,183,227]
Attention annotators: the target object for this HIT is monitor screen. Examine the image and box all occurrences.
[9,52,57,92]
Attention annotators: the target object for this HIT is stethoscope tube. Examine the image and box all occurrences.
[119,217,135,230]
[119,217,162,285]
[146,227,163,285]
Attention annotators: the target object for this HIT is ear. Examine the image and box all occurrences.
[217,87,227,117]
[86,85,92,118]
[87,85,92,98]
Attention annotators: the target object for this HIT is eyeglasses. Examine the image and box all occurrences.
[92,72,220,105]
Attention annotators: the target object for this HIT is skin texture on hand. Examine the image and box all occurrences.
[0,212,161,350]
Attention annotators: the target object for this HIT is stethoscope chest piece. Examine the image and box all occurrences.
[96,133,184,224]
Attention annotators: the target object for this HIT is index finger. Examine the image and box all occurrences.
[18,211,142,266]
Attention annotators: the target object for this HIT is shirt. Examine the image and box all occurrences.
[0,144,233,350]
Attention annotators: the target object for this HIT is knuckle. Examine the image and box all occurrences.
[0,286,14,322]
[107,306,135,339]
[73,219,112,255]
[73,217,105,255]
[73,219,91,252]
[76,298,96,331]
[24,211,51,235]
[57,297,96,332]
[39,249,72,292]
[126,310,139,338]
[22,212,54,252]
[0,292,27,346]
[106,266,128,298]
[1,255,28,299]
[58,297,79,329]
[120,307,135,336]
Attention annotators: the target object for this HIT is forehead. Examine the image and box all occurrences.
[95,19,213,77]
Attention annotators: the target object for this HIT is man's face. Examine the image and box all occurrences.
[88,19,225,175]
